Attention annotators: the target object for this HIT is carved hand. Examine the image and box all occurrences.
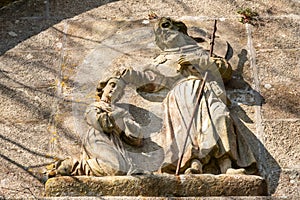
[98,112,115,133]
[110,106,128,119]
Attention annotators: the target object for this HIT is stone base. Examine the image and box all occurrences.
[45,174,267,197]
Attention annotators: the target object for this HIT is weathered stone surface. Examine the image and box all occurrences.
[257,50,299,119]
[43,197,298,200]
[261,120,300,196]
[45,174,267,197]
[268,169,300,197]
[252,18,300,50]
[263,120,300,169]
[1,0,300,199]
[257,50,298,84]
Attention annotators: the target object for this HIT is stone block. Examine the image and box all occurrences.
[86,1,197,19]
[270,169,300,197]
[0,51,60,87]
[0,154,45,198]
[0,87,52,122]
[13,22,66,52]
[257,50,299,84]
[0,121,80,170]
[0,51,60,121]
[0,0,46,19]
[234,0,299,16]
[252,18,299,50]
[0,122,52,198]
[261,80,299,120]
[64,19,138,50]
[0,117,81,198]
[47,0,112,19]
[42,197,298,200]
[257,50,299,119]
[45,174,267,197]
[229,105,256,135]
[0,122,49,158]
[263,120,300,169]
[0,18,64,54]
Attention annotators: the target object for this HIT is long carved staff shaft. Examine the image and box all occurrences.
[175,72,208,176]
[209,20,217,57]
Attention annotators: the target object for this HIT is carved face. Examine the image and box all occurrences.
[154,17,197,50]
[100,78,123,103]
[156,17,188,35]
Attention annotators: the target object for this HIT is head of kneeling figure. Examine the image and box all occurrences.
[96,75,125,104]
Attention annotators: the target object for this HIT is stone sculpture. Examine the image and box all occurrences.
[48,17,258,178]
[48,76,144,177]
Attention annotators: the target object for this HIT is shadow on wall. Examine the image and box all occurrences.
[227,48,281,195]
[0,1,285,195]
[231,113,281,195]
[0,0,119,55]
[0,0,119,189]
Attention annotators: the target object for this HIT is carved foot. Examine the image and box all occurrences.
[128,168,152,175]
[184,168,201,174]
[226,168,246,175]
[47,158,75,178]
[184,159,203,174]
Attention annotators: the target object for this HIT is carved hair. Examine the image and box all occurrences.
[156,17,188,35]
[95,73,125,102]
[154,17,197,51]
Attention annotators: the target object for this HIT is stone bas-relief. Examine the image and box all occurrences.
[48,17,258,177]
[46,17,263,196]
[48,76,145,177]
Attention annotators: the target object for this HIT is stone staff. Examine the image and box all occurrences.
[175,72,208,176]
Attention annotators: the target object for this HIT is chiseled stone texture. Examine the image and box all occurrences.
[270,169,300,197]
[263,120,300,169]
[252,18,299,50]
[45,174,267,197]
[257,50,299,119]
[1,0,300,199]
[43,197,297,200]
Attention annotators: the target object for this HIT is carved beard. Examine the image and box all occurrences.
[155,26,197,51]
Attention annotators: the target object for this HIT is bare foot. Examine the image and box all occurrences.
[184,159,202,174]
[226,168,246,175]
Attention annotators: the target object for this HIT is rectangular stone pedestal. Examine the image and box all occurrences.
[45,174,267,197]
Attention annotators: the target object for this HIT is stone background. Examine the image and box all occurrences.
[0,0,299,198]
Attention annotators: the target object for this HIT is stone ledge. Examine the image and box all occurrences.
[43,198,297,200]
[45,174,267,197]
